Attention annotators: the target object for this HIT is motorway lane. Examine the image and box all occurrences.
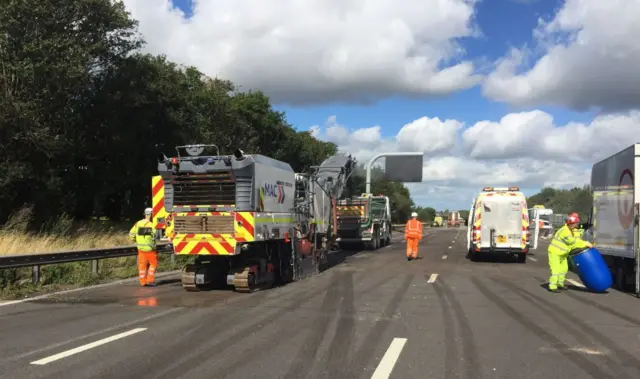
[1,228,640,379]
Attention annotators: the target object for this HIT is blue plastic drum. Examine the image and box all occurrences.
[569,247,613,293]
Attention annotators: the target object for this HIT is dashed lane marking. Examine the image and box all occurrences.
[448,246,452,249]
[566,279,585,288]
[370,338,407,379]
[30,328,147,365]
[442,255,448,260]
[529,257,537,262]
[427,274,438,283]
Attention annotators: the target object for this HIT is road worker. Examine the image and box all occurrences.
[404,212,423,261]
[129,207,159,287]
[547,212,592,293]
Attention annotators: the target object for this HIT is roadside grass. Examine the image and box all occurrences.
[0,205,191,299]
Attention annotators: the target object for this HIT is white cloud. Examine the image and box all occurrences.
[122,0,481,105]
[311,115,462,164]
[482,0,640,112]
[462,110,640,162]
[315,109,640,209]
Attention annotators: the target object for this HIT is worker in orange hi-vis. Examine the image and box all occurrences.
[404,212,423,261]
[129,207,159,287]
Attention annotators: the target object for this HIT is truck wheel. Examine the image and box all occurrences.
[516,253,526,263]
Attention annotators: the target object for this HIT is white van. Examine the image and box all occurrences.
[466,187,530,263]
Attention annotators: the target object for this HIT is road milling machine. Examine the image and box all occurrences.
[154,144,356,293]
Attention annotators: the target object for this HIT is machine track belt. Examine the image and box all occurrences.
[232,267,252,293]
[181,264,200,292]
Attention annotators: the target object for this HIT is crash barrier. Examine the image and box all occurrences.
[569,247,613,293]
[1,223,425,284]
[0,243,173,284]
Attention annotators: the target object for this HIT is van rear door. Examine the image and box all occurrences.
[480,197,524,249]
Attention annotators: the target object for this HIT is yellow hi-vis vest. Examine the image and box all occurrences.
[129,219,157,252]
[548,224,589,256]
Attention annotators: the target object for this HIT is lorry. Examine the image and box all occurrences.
[447,211,461,227]
[335,193,392,250]
[586,143,640,295]
[431,213,444,227]
[466,186,530,263]
[152,144,357,293]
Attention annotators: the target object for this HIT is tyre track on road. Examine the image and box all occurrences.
[345,274,414,378]
[532,276,640,327]
[433,277,483,379]
[191,268,399,379]
[282,272,350,379]
[472,277,613,379]
[494,276,640,378]
[322,272,356,378]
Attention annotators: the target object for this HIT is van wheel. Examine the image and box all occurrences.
[516,253,527,263]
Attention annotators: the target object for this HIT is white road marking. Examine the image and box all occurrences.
[452,240,456,243]
[30,328,147,365]
[371,338,408,379]
[566,279,585,288]
[529,257,537,262]
[448,246,452,249]
[442,255,448,260]
[427,274,438,283]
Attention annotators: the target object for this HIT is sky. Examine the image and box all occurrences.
[122,0,640,211]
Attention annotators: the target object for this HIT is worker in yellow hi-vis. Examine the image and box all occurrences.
[129,207,159,287]
[547,213,592,293]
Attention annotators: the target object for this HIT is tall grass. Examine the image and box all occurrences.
[0,206,190,299]
[0,205,132,256]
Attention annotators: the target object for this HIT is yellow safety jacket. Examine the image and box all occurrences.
[129,219,157,252]
[548,224,589,256]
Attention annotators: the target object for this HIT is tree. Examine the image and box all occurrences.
[527,186,593,220]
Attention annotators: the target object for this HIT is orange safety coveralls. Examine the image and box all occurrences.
[129,219,159,286]
[405,219,423,259]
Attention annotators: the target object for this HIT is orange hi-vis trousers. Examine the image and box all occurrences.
[406,238,419,258]
[138,250,158,286]
[405,219,423,259]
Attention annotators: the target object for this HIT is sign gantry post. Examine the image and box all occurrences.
[365,152,424,194]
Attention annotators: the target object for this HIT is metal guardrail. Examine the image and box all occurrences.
[0,223,432,284]
[0,243,173,284]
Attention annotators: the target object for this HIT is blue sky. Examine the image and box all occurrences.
[141,0,638,210]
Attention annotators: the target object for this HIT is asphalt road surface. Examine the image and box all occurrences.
[2,227,640,379]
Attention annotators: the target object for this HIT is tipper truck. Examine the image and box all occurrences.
[587,143,640,295]
[152,144,357,293]
[335,194,392,250]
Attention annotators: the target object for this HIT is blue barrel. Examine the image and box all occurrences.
[569,247,613,293]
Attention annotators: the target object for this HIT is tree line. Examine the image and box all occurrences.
[0,0,420,230]
[410,185,594,226]
[527,186,593,220]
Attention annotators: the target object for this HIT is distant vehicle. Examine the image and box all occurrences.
[586,143,640,294]
[447,211,461,227]
[466,186,530,263]
[432,214,444,227]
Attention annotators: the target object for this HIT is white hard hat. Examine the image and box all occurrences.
[144,207,153,215]
[411,212,418,217]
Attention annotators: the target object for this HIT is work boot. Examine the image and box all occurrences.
[407,257,412,261]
